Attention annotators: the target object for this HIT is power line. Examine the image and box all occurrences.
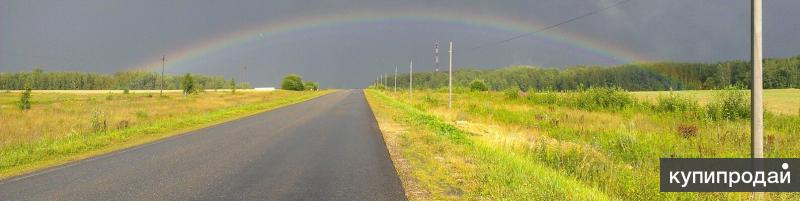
[467,0,633,51]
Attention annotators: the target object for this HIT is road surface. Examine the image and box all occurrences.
[0,90,406,201]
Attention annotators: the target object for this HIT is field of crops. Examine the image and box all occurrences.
[366,88,800,200]
[0,90,331,178]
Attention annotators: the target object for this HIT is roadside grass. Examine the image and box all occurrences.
[366,90,610,200]
[0,90,333,179]
[368,88,800,200]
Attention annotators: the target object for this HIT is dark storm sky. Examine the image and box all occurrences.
[1,0,799,88]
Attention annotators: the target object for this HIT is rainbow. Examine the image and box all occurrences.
[131,9,649,72]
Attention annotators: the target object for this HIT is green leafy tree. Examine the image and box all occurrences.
[18,88,31,110]
[281,74,305,91]
[182,73,196,95]
[469,79,489,92]
[304,81,319,91]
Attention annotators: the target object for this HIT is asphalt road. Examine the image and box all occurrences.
[0,90,406,201]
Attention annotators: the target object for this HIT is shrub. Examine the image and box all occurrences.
[182,73,197,95]
[123,88,130,94]
[106,93,113,101]
[504,86,520,99]
[705,86,750,121]
[18,88,31,110]
[304,81,319,91]
[676,124,698,138]
[281,74,305,91]
[574,87,634,111]
[654,93,700,114]
[469,79,489,92]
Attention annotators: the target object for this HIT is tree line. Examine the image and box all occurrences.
[386,55,800,91]
[0,69,252,90]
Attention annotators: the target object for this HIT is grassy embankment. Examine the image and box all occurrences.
[0,90,333,179]
[366,88,800,200]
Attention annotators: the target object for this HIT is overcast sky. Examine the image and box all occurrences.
[1,0,799,88]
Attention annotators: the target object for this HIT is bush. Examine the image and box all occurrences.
[182,73,197,95]
[677,124,698,138]
[469,79,489,92]
[281,74,305,91]
[574,87,634,111]
[705,87,750,121]
[304,81,319,91]
[18,88,31,110]
[654,93,700,113]
[503,86,520,99]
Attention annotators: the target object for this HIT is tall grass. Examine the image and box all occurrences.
[368,87,800,200]
[526,87,635,111]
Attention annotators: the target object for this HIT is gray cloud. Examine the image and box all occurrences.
[1,0,798,88]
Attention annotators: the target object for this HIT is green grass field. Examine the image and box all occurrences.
[366,89,800,200]
[0,90,333,179]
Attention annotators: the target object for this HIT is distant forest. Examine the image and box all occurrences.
[0,69,250,90]
[388,55,800,91]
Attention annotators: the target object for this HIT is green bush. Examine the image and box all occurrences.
[18,88,31,110]
[503,86,520,100]
[574,87,634,111]
[281,74,305,91]
[705,87,750,121]
[304,81,319,91]
[469,79,489,92]
[182,73,197,95]
[654,93,700,113]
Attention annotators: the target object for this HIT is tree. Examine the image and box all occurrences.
[304,81,319,91]
[281,74,304,91]
[18,88,31,110]
[469,79,488,92]
[182,73,196,95]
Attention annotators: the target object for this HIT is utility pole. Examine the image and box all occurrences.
[394,65,398,93]
[751,1,763,198]
[160,55,166,96]
[409,60,413,98]
[448,41,453,108]
[243,66,247,89]
[751,0,763,159]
